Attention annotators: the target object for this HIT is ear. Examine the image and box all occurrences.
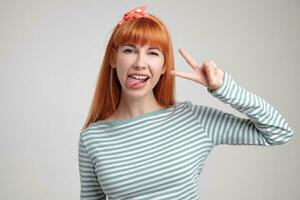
[110,49,117,69]
[161,66,165,74]
[110,61,116,69]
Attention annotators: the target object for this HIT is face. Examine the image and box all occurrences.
[111,43,165,98]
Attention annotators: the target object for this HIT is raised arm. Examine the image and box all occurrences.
[189,71,294,146]
[171,48,294,147]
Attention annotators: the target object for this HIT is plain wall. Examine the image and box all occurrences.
[0,0,299,199]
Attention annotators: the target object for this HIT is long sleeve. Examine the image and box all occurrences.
[79,135,106,200]
[190,71,294,147]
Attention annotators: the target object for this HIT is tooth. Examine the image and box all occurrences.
[131,75,147,79]
[130,75,148,80]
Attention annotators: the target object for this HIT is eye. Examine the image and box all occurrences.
[149,51,159,56]
[123,49,134,54]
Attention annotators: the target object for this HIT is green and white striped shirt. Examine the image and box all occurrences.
[78,71,294,200]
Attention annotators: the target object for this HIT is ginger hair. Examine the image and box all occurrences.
[82,15,176,130]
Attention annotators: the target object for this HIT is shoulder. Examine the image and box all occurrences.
[183,100,206,111]
[80,121,105,139]
[182,100,225,118]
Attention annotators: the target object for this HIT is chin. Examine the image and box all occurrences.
[122,86,154,98]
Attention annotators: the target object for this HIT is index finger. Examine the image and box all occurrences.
[178,48,199,71]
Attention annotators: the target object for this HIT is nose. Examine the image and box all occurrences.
[133,52,146,70]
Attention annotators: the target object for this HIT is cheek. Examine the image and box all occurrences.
[149,57,164,69]
[150,59,164,80]
[152,67,164,82]
[115,56,131,80]
[115,51,133,66]
[155,60,165,73]
[157,57,165,71]
[117,55,131,67]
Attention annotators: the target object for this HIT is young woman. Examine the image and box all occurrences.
[78,6,294,200]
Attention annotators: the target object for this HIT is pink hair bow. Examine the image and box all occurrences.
[118,6,148,26]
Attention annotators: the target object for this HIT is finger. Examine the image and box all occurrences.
[203,62,218,88]
[210,60,218,69]
[170,70,198,82]
[178,48,199,71]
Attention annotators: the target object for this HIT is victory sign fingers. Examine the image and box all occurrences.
[171,48,224,90]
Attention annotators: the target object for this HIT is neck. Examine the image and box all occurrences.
[114,91,164,120]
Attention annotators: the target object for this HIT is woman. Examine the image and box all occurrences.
[78,6,294,200]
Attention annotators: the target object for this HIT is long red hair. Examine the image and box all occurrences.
[82,14,176,130]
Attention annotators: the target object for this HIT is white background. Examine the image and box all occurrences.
[0,0,299,199]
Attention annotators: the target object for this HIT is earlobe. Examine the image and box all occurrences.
[110,57,116,68]
[110,62,116,69]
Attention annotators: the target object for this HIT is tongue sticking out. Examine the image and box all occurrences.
[126,76,147,88]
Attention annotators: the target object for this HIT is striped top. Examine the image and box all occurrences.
[78,71,294,200]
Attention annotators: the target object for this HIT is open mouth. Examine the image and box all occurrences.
[126,75,150,89]
[128,74,149,82]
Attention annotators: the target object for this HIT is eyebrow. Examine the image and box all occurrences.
[123,44,161,51]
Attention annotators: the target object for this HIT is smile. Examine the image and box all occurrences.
[126,75,149,89]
